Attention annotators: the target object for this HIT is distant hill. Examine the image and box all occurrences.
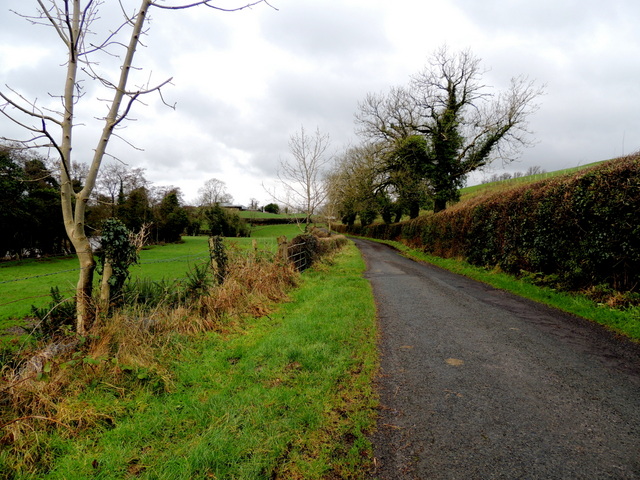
[459,160,606,203]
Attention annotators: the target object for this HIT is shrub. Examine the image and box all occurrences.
[30,287,76,338]
[263,203,280,214]
[204,204,250,237]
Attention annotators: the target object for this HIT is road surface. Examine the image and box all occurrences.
[354,238,640,479]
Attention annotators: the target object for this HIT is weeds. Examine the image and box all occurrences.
[0,235,340,477]
[30,287,76,338]
[0,242,376,479]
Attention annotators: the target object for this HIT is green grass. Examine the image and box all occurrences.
[238,211,307,220]
[248,223,304,239]
[0,255,79,331]
[8,243,378,479]
[459,160,606,201]
[375,239,640,341]
[0,226,306,329]
[0,238,211,327]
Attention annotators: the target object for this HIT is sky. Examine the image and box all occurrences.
[1,0,639,206]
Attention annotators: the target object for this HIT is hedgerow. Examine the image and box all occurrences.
[341,154,640,294]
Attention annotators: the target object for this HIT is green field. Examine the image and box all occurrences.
[238,210,304,220]
[0,225,302,330]
[0,242,379,479]
[459,160,605,201]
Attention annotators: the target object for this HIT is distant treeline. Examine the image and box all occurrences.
[480,165,547,184]
[1,147,69,258]
[1,147,197,259]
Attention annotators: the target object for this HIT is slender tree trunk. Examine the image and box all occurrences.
[99,260,113,315]
[58,1,95,334]
[58,0,152,334]
[74,241,96,335]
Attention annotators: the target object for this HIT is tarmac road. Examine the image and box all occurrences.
[353,238,640,479]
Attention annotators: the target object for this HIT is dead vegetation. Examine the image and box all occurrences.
[0,243,308,472]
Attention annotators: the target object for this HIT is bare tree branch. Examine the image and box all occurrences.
[150,0,277,12]
[270,126,332,225]
[1,89,63,127]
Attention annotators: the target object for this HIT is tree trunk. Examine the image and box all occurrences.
[409,201,420,219]
[99,259,113,316]
[433,197,447,213]
[75,244,96,335]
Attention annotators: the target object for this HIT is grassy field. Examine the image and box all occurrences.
[1,242,379,479]
[0,225,303,331]
[238,211,308,220]
[459,160,605,201]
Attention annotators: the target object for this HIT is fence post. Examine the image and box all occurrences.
[277,236,289,264]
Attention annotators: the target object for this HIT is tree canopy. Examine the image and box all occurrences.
[355,47,543,213]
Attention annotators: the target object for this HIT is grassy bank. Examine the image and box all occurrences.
[1,242,379,479]
[375,239,640,341]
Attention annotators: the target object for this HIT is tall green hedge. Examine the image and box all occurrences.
[342,154,640,292]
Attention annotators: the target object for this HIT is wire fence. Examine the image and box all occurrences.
[287,242,311,271]
[0,237,284,320]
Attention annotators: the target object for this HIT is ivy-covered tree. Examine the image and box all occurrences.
[356,47,543,212]
[97,218,138,312]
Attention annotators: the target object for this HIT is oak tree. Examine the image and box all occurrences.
[356,47,543,212]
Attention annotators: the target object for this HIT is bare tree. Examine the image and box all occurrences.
[269,126,332,227]
[96,163,149,215]
[327,143,386,226]
[197,178,233,206]
[0,0,273,334]
[526,165,546,176]
[248,198,259,210]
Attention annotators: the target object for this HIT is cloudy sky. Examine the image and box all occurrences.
[1,0,639,206]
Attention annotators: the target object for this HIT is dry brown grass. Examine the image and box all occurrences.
[0,249,301,471]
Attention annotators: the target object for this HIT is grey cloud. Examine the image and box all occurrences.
[453,0,630,38]
[261,0,391,60]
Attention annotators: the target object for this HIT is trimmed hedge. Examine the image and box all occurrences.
[341,154,640,292]
[248,217,302,226]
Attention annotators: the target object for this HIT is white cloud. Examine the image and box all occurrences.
[1,0,639,205]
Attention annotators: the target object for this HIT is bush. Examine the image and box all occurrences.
[30,287,76,338]
[263,203,280,214]
[204,205,250,237]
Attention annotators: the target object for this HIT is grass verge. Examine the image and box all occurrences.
[1,242,379,479]
[371,239,640,341]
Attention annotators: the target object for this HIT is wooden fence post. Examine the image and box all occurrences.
[277,236,289,264]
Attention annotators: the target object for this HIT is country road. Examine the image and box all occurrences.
[353,238,640,479]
